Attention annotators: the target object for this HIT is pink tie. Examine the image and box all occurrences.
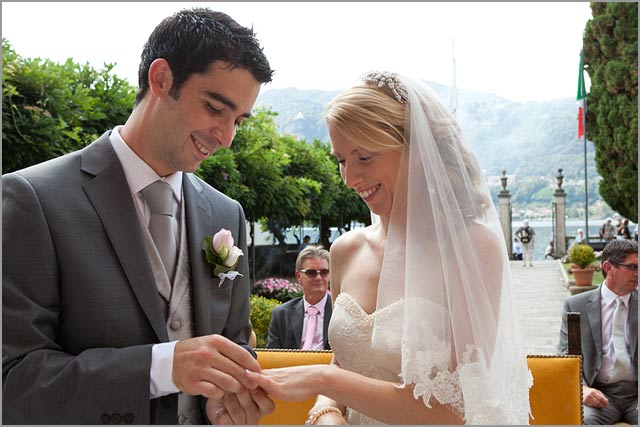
[302,306,319,350]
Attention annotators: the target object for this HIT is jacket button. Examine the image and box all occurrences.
[111,413,122,424]
[170,320,182,330]
[101,414,111,424]
[123,413,134,424]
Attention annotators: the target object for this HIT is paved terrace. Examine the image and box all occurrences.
[510,259,573,355]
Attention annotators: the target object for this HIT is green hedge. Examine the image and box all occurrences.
[250,295,281,348]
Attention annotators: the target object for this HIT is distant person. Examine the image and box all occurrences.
[515,220,535,266]
[600,218,616,242]
[558,239,638,425]
[614,215,623,234]
[299,234,311,252]
[617,219,632,240]
[569,228,586,251]
[266,245,332,350]
[513,237,523,260]
[544,239,554,259]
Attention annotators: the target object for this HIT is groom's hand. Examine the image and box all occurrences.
[206,389,275,425]
[172,334,260,399]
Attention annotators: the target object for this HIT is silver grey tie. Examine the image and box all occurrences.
[610,297,632,382]
[141,181,177,281]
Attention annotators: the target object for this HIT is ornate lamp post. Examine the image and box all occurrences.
[498,170,513,258]
[500,170,509,194]
[556,168,564,191]
[553,168,567,258]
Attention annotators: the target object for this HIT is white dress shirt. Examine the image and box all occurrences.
[596,282,631,384]
[110,126,181,398]
[301,293,328,350]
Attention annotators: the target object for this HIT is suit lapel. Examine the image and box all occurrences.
[183,174,214,337]
[586,291,602,358]
[81,134,168,342]
[323,295,333,349]
[291,298,305,349]
[629,291,638,363]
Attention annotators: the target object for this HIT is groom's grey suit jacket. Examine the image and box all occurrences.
[2,132,254,424]
[558,287,638,386]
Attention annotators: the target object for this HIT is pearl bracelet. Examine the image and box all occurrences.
[305,406,343,425]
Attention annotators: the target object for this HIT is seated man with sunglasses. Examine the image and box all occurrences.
[558,239,638,425]
[267,245,332,350]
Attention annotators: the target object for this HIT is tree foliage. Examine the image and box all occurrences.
[2,39,136,173]
[583,2,638,221]
[196,109,370,255]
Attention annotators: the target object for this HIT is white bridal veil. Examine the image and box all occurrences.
[367,73,532,424]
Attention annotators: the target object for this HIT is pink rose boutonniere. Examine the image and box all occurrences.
[202,228,244,286]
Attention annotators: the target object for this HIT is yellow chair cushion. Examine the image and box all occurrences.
[257,349,333,425]
[255,350,583,425]
[527,355,583,425]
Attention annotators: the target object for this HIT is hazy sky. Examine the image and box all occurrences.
[2,2,593,102]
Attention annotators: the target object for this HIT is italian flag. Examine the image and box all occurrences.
[577,50,586,139]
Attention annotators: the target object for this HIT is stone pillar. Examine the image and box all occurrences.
[498,170,513,258]
[553,168,567,258]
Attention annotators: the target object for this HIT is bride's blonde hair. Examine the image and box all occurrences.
[325,83,405,153]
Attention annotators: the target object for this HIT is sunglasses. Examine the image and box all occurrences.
[299,268,330,278]
[610,261,638,272]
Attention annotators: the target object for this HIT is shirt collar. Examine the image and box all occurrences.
[601,281,630,308]
[304,293,328,315]
[110,126,183,202]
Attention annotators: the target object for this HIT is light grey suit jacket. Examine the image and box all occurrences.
[266,295,332,350]
[558,287,638,386]
[2,132,253,424]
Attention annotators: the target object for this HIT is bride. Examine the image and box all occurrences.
[244,72,532,424]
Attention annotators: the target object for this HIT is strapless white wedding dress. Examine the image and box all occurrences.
[328,293,403,425]
[329,293,532,425]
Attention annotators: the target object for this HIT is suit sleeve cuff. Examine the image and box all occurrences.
[150,341,180,398]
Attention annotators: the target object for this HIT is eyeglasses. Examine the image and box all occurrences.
[299,269,330,278]
[610,261,638,272]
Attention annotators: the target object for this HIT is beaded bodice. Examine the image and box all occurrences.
[328,293,403,424]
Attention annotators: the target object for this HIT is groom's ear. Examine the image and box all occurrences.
[148,58,174,98]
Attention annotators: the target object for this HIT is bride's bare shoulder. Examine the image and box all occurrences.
[468,222,502,256]
[330,227,368,257]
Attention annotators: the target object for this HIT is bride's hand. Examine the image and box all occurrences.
[244,364,329,401]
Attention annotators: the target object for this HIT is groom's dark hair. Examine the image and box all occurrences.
[135,7,273,104]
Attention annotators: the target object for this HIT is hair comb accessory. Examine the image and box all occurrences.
[362,71,408,104]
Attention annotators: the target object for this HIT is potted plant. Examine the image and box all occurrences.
[568,244,597,286]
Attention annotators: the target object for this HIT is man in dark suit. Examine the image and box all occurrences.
[558,239,638,425]
[3,8,275,425]
[267,246,332,350]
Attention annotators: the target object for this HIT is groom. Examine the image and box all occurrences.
[3,8,274,424]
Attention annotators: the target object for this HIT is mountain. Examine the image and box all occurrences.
[256,87,341,143]
[255,84,609,219]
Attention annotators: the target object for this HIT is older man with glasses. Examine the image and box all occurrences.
[266,245,332,350]
[558,239,638,425]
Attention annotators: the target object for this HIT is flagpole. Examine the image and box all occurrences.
[583,105,589,243]
[578,48,589,243]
